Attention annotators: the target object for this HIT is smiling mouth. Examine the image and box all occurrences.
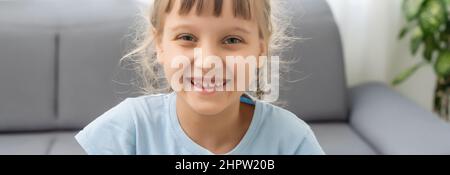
[186,77,231,93]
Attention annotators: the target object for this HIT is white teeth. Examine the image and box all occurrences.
[189,78,229,92]
[203,82,213,90]
[193,86,203,92]
[205,88,214,92]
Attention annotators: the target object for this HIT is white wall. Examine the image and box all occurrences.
[327,0,436,111]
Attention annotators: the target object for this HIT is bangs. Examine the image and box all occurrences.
[164,0,253,20]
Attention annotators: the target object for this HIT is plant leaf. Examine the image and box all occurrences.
[441,21,450,45]
[410,26,424,55]
[423,36,438,61]
[419,0,447,34]
[434,51,450,77]
[392,61,427,85]
[445,0,450,9]
[399,25,411,39]
[403,0,426,21]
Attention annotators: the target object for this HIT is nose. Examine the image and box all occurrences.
[193,44,223,76]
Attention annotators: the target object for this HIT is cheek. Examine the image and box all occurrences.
[231,46,263,78]
[159,38,189,64]
[159,46,194,88]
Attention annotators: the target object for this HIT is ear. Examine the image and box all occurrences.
[258,40,268,68]
[153,28,164,64]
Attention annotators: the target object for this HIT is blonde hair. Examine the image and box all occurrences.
[121,0,293,100]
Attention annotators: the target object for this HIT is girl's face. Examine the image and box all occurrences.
[156,0,266,116]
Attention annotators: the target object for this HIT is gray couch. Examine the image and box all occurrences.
[1,0,450,155]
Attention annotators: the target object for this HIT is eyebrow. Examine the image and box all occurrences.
[231,27,251,34]
[170,24,251,35]
[169,25,191,32]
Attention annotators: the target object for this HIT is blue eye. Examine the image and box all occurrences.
[224,37,243,44]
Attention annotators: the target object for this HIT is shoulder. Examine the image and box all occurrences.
[126,93,171,110]
[75,93,173,154]
[255,101,324,154]
[125,93,174,122]
[88,93,174,131]
[87,93,170,124]
[257,101,311,137]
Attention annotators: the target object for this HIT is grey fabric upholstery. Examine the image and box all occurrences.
[0,0,139,131]
[48,132,86,155]
[0,133,53,155]
[58,20,135,129]
[310,123,377,155]
[1,0,450,155]
[0,131,84,155]
[279,0,349,122]
[349,83,450,155]
[0,25,57,131]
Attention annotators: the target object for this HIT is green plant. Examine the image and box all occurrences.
[393,0,450,120]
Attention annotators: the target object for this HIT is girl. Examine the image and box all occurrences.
[75,0,324,155]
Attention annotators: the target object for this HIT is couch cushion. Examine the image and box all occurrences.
[56,1,140,129]
[309,123,377,155]
[349,83,450,155]
[57,22,136,129]
[279,0,348,122]
[0,0,142,131]
[0,132,54,155]
[0,27,57,131]
[48,132,85,155]
[0,131,83,155]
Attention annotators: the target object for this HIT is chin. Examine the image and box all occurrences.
[191,103,226,116]
[179,91,235,116]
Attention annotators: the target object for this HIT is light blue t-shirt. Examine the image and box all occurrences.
[75,93,325,155]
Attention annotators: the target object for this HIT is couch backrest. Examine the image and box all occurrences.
[278,0,349,122]
[0,20,57,131]
[0,0,139,132]
[0,0,348,132]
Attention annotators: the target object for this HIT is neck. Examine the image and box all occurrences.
[176,95,253,154]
